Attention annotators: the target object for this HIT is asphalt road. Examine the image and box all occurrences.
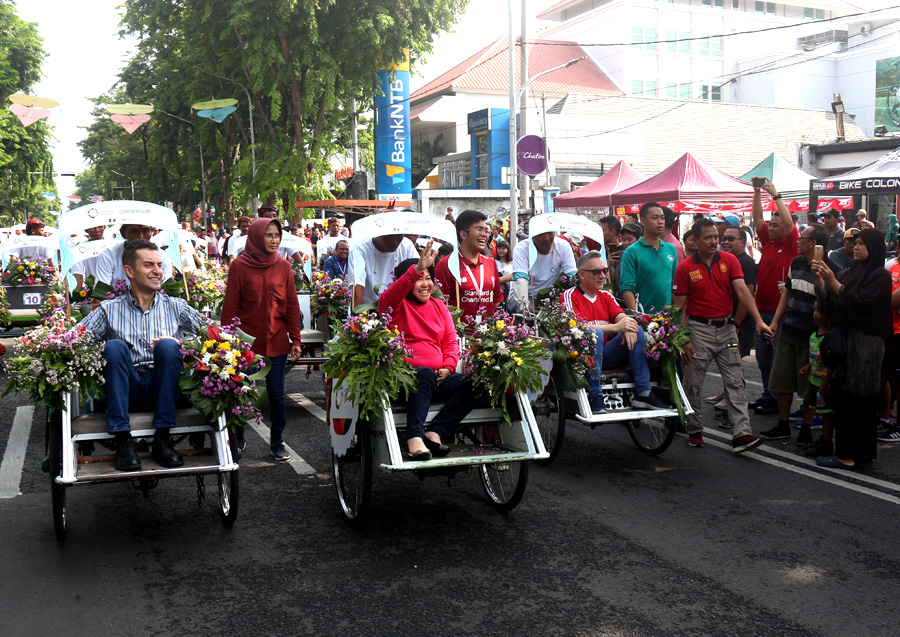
[2,346,900,636]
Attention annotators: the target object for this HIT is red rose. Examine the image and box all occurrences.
[207,324,222,341]
[241,350,255,365]
[195,362,211,371]
[27,277,34,284]
[232,373,243,383]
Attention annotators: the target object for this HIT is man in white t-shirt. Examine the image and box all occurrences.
[70,225,108,288]
[315,217,344,260]
[96,224,174,286]
[348,235,419,307]
[226,216,252,265]
[10,218,57,268]
[511,231,577,311]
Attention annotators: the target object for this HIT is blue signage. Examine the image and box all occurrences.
[374,50,411,199]
[468,109,491,135]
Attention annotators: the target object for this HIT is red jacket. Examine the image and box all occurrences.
[220,258,302,357]
[378,264,458,371]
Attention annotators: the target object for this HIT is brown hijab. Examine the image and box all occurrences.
[237,218,282,269]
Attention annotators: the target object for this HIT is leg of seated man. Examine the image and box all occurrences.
[426,373,478,442]
[148,338,185,467]
[103,339,150,470]
[602,327,670,409]
[587,328,607,413]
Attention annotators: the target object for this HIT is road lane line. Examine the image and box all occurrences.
[702,429,900,506]
[287,392,327,422]
[0,406,34,499]
[707,372,763,388]
[246,420,315,475]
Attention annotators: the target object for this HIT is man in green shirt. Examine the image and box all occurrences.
[620,202,678,313]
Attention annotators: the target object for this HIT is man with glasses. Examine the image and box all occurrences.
[96,224,174,286]
[511,229,577,312]
[322,239,351,280]
[435,209,503,322]
[561,250,670,414]
[674,218,772,452]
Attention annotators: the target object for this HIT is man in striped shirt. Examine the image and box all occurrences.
[81,240,205,472]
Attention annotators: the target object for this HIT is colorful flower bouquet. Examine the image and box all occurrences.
[293,260,311,292]
[2,311,106,413]
[310,271,351,326]
[186,262,228,313]
[178,321,271,431]
[639,305,691,422]
[321,311,418,421]
[464,308,546,424]
[2,255,54,286]
[536,298,598,390]
[37,280,67,322]
[0,287,11,326]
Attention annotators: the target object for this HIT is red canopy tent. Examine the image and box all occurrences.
[609,152,756,205]
[554,160,649,208]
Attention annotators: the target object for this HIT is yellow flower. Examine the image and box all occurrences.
[227,367,236,375]
[568,319,577,328]
[495,320,506,330]
[17,266,23,272]
[568,350,579,358]
[512,356,523,365]
[203,339,216,349]
[27,262,35,268]
[79,290,87,297]
[218,342,231,351]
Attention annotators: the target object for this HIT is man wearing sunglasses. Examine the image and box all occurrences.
[561,251,671,414]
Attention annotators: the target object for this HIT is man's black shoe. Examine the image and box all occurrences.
[754,398,779,415]
[152,436,184,468]
[114,436,142,472]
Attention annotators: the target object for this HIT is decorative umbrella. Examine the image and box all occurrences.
[192,98,238,123]
[106,104,154,134]
[8,93,58,127]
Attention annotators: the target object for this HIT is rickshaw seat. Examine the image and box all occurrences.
[598,366,635,385]
[71,408,211,435]
[301,328,325,343]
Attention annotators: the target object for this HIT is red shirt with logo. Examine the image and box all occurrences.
[559,286,624,343]
[756,222,799,312]
[673,251,745,318]
[434,252,504,321]
[890,261,900,335]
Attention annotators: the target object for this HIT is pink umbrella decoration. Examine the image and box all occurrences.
[110,113,151,134]
[9,103,51,127]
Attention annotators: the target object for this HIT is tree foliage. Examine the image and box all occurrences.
[77,0,468,225]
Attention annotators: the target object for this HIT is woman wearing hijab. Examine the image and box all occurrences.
[886,214,899,253]
[221,218,302,461]
[811,228,892,468]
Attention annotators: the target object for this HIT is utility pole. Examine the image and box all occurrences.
[519,0,528,210]
[351,98,359,173]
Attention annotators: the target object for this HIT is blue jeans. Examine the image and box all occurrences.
[403,367,478,442]
[755,310,778,401]
[102,339,183,433]
[589,327,650,398]
[266,354,288,448]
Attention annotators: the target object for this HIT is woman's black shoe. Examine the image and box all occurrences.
[407,449,432,461]
[423,437,451,457]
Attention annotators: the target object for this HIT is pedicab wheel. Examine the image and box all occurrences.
[626,415,677,456]
[49,411,67,542]
[479,459,529,512]
[218,429,240,527]
[532,375,565,466]
[332,422,372,526]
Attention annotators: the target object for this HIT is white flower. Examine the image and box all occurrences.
[571,327,584,339]
[201,353,212,364]
[497,342,508,354]
[477,324,489,333]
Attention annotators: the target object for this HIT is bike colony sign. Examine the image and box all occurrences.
[516,135,547,176]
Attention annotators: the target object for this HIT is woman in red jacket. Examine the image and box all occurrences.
[221,218,302,461]
[378,241,477,460]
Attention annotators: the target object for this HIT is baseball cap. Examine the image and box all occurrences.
[26,218,44,228]
[709,212,740,227]
[621,222,643,237]
[843,228,860,239]
[822,208,840,218]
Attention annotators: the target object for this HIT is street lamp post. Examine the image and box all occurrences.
[109,169,135,200]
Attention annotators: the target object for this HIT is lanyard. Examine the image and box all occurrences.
[336,259,347,277]
[462,255,484,298]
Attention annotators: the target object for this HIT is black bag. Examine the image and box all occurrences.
[820,327,847,368]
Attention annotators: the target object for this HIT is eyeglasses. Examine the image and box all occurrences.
[798,236,815,242]
[580,268,609,277]
[720,237,736,242]
[264,233,281,240]
[465,226,491,235]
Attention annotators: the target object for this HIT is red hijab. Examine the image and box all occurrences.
[238,218,282,269]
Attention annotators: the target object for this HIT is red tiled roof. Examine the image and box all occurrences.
[410,37,622,104]
[538,0,863,21]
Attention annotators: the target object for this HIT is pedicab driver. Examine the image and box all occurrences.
[80,240,206,471]
[511,229,577,312]
[561,251,671,414]
[673,218,773,453]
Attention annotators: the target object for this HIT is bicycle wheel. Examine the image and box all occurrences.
[627,415,677,456]
[49,411,67,542]
[532,375,565,465]
[218,430,240,527]
[479,460,529,512]
[888,86,900,127]
[332,423,372,526]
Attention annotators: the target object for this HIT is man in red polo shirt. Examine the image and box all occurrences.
[674,218,773,453]
[750,177,798,415]
[434,209,503,323]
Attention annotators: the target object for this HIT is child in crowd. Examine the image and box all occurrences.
[802,300,835,456]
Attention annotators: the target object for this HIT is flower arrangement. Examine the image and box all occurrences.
[2,254,54,286]
[186,262,227,313]
[0,287,11,326]
[463,308,547,423]
[178,321,271,431]
[91,278,129,302]
[640,306,691,361]
[321,311,418,421]
[536,298,598,390]
[37,281,67,322]
[2,311,106,413]
[292,260,311,292]
[310,270,351,326]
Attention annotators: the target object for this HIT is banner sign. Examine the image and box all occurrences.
[528,212,607,266]
[0,235,59,268]
[374,49,412,199]
[516,135,547,176]
[610,198,854,215]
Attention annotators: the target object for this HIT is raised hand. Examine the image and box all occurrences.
[415,238,437,274]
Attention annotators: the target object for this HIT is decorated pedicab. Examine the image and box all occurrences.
[0,232,59,328]
[519,213,693,464]
[325,212,549,525]
[7,201,254,540]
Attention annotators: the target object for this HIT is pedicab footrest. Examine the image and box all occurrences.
[598,367,635,384]
[575,407,681,424]
[70,453,236,482]
[389,406,503,424]
[71,408,213,437]
[381,445,537,471]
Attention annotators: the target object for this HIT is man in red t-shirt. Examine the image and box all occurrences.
[560,250,670,414]
[674,218,772,453]
[434,210,503,324]
[750,177,798,414]
[879,260,900,441]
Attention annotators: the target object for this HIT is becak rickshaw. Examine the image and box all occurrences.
[22,201,245,540]
[326,211,549,525]
[513,212,692,464]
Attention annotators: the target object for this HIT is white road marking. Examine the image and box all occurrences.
[702,428,900,506]
[0,406,34,499]
[246,420,315,475]
[287,392,327,422]
[707,371,764,388]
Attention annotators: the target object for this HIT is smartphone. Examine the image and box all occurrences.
[751,177,766,189]
[814,245,824,261]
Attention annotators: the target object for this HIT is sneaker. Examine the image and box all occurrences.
[718,418,733,429]
[789,407,804,421]
[714,398,727,410]
[760,423,791,440]
[732,435,763,454]
[796,429,814,446]
[754,398,779,415]
[631,392,671,410]
[877,426,900,443]
[877,420,892,436]
[804,437,833,457]
[794,415,823,429]
[588,394,606,414]
[688,433,704,447]
[271,445,291,461]
[705,391,724,404]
